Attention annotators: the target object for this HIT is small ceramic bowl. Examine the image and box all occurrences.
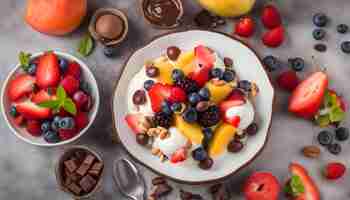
[1,51,100,147]
[55,146,104,199]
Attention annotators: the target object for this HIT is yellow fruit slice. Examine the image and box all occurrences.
[209,123,236,157]
[154,57,175,85]
[176,51,196,76]
[174,115,203,144]
[206,81,233,104]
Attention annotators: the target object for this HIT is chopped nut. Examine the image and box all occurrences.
[212,78,226,86]
[152,148,160,155]
[152,177,167,185]
[302,145,321,158]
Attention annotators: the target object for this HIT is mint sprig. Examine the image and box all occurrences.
[284,175,305,197]
[315,90,345,127]
[77,34,94,57]
[39,86,77,115]
[19,51,32,71]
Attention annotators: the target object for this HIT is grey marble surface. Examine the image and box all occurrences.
[0,0,350,199]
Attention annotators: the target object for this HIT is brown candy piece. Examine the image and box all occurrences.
[194,10,226,29]
[79,175,97,193]
[64,159,78,173]
[133,90,147,105]
[180,190,203,200]
[223,57,233,68]
[76,163,91,177]
[198,157,213,170]
[67,182,82,195]
[84,154,95,165]
[152,176,167,185]
[167,46,181,61]
[151,183,173,198]
[302,145,321,158]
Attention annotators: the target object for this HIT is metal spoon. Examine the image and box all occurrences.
[113,158,146,200]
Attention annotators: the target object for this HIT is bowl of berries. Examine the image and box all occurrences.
[113,30,274,184]
[1,51,99,147]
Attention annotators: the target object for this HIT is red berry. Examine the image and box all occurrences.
[83,95,93,112]
[324,162,346,180]
[58,108,72,117]
[170,148,188,163]
[262,26,285,48]
[73,91,88,110]
[14,115,25,126]
[235,17,255,38]
[261,5,282,29]
[7,74,36,101]
[59,128,78,140]
[243,172,280,200]
[74,112,89,131]
[60,75,79,95]
[276,70,299,91]
[36,52,61,89]
[26,120,42,137]
[65,62,81,79]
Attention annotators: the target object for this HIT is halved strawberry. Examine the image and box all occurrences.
[323,162,346,180]
[59,128,78,140]
[262,26,285,48]
[227,89,246,102]
[31,89,55,104]
[189,45,215,87]
[36,52,61,88]
[65,62,81,79]
[125,113,146,135]
[288,163,320,200]
[74,112,89,131]
[235,17,255,38]
[170,148,187,163]
[244,172,280,200]
[227,116,241,127]
[289,71,328,119]
[148,83,187,112]
[277,70,300,92]
[220,99,246,114]
[16,101,52,120]
[14,115,25,126]
[26,120,42,137]
[60,75,80,96]
[261,4,282,29]
[7,74,35,101]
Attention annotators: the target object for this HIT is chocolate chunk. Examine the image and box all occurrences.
[88,169,100,177]
[64,159,78,173]
[83,154,95,165]
[194,10,226,29]
[151,183,173,198]
[76,164,91,176]
[152,176,166,185]
[91,162,103,171]
[79,175,97,193]
[74,150,86,164]
[180,190,203,200]
[67,182,82,195]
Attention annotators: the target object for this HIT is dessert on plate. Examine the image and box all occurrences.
[125,44,259,169]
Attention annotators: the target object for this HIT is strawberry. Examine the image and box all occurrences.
[235,17,255,38]
[243,172,280,200]
[148,83,186,112]
[219,99,245,126]
[74,112,89,131]
[170,148,187,163]
[60,75,79,96]
[31,89,55,104]
[65,62,81,79]
[261,5,282,29]
[262,26,285,48]
[220,98,246,114]
[227,116,241,127]
[125,113,147,135]
[289,71,328,119]
[59,128,78,140]
[227,89,246,101]
[277,70,300,91]
[7,74,35,101]
[26,120,42,137]
[14,115,25,126]
[36,52,61,88]
[72,91,89,110]
[287,163,320,200]
[58,108,72,117]
[190,45,215,87]
[323,162,346,180]
[16,101,52,120]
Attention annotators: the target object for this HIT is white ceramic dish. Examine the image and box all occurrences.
[112,30,274,184]
[1,51,100,147]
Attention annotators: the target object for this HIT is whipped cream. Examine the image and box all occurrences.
[225,100,255,130]
[153,127,188,158]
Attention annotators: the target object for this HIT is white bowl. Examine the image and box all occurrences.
[112,30,274,184]
[1,51,100,147]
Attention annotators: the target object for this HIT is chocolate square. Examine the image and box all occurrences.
[67,182,82,195]
[88,169,100,177]
[74,150,86,164]
[91,162,103,171]
[64,159,78,173]
[83,154,95,165]
[79,175,97,193]
[76,163,90,176]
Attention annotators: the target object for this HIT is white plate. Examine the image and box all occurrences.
[112,30,274,184]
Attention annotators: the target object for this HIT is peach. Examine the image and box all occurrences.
[25,0,87,36]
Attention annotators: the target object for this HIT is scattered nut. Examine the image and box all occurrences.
[152,177,166,185]
[302,145,321,158]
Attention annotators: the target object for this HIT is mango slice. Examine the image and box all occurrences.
[206,81,233,104]
[154,58,175,85]
[209,123,236,157]
[174,115,203,144]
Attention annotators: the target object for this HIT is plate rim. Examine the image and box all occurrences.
[111,29,275,185]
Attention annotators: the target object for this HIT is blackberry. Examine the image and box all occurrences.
[175,78,199,94]
[154,112,173,128]
[198,105,220,127]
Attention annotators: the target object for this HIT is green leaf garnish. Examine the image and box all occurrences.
[38,86,77,115]
[77,34,94,57]
[19,51,32,71]
[284,175,305,197]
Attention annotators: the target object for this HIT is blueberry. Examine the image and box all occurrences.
[317,130,333,146]
[341,41,350,54]
[223,69,236,82]
[41,121,51,132]
[27,63,37,75]
[210,68,223,79]
[314,43,327,52]
[328,143,342,155]
[337,24,348,34]
[262,55,280,72]
[80,81,91,94]
[161,101,172,115]
[44,130,61,143]
[144,80,155,91]
[192,147,208,161]
[58,58,69,72]
[312,29,325,40]
[238,80,252,92]
[9,106,18,117]
[203,128,213,141]
[172,69,184,81]
[182,107,198,123]
[170,102,182,113]
[104,46,117,58]
[198,88,210,101]
[51,116,61,131]
[188,93,201,105]
[335,127,349,141]
[313,13,328,27]
[289,57,305,71]
[59,117,75,129]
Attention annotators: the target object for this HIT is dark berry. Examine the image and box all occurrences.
[199,157,213,170]
[202,127,213,148]
[104,46,117,57]
[172,69,184,81]
[161,101,172,115]
[198,88,210,100]
[58,58,69,72]
[312,29,325,40]
[335,127,349,141]
[228,140,244,153]
[146,66,159,78]
[51,116,61,131]
[337,24,348,34]
[167,46,181,61]
[188,93,201,105]
[245,123,258,136]
[59,117,75,129]
[210,68,223,79]
[238,80,252,92]
[136,133,149,146]
[197,105,220,127]
[41,121,51,132]
[154,112,173,128]
[262,55,280,72]
[314,43,327,52]
[313,13,328,27]
[170,102,182,113]
[182,107,198,123]
[133,90,146,105]
[317,130,333,146]
[341,41,350,54]
[328,143,342,155]
[80,80,91,94]
[289,57,305,71]
[223,69,236,82]
[9,106,18,117]
[144,80,155,91]
[192,147,208,161]
[43,130,61,143]
[27,63,37,75]
[175,78,199,94]
[223,57,233,68]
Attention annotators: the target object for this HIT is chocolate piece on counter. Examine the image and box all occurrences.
[180,190,203,200]
[76,163,91,177]
[83,154,96,165]
[67,182,82,195]
[152,176,167,185]
[96,14,125,40]
[210,184,229,200]
[64,159,78,173]
[194,10,226,29]
[151,183,173,198]
[79,175,97,193]
[209,183,223,194]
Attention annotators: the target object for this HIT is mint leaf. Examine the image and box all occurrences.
[19,51,32,71]
[63,98,77,115]
[56,85,66,100]
[284,175,305,197]
[39,100,61,109]
[329,106,345,122]
[77,34,94,57]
